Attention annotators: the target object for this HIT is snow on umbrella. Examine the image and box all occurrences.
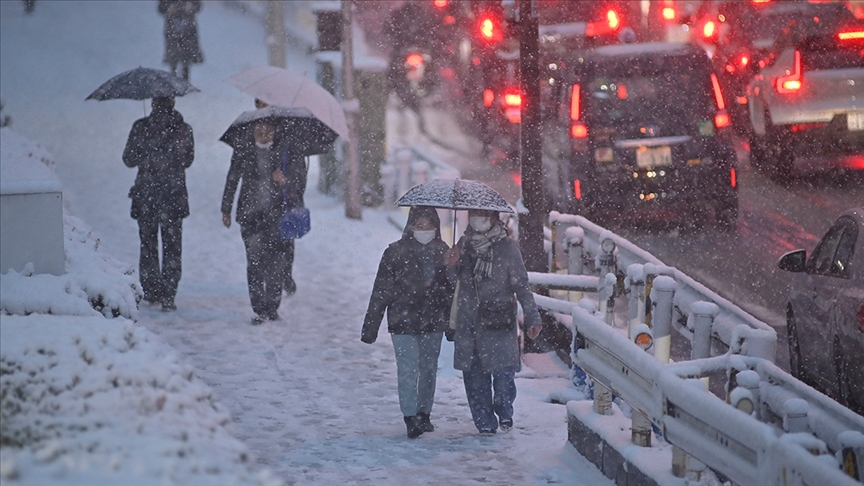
[226,66,349,140]
[85,67,199,101]
[219,105,339,156]
[395,179,514,213]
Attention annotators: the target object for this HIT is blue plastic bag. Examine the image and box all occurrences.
[279,207,310,240]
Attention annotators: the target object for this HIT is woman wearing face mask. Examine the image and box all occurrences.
[222,120,297,325]
[445,209,542,436]
[362,207,454,439]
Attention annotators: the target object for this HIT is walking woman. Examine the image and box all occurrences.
[361,207,454,439]
[445,209,542,436]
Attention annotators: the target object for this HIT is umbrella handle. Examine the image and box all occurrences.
[142,100,147,117]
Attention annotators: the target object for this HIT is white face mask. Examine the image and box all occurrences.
[413,230,435,245]
[255,141,273,150]
[469,216,492,233]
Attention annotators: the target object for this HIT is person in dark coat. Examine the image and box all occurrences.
[222,121,299,324]
[158,0,203,81]
[122,96,194,312]
[445,209,542,436]
[362,206,454,439]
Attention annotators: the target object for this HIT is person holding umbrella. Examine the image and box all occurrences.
[158,0,203,81]
[221,116,304,324]
[361,206,454,439]
[445,209,543,436]
[122,96,194,312]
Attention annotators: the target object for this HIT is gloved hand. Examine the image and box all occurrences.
[445,328,455,342]
[360,332,376,344]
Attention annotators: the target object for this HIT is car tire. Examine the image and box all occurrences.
[834,340,862,414]
[764,113,794,183]
[786,307,805,380]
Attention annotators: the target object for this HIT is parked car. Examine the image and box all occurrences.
[747,14,864,180]
[543,42,738,228]
[778,207,864,415]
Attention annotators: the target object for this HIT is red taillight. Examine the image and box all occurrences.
[839,31,864,41]
[740,55,750,67]
[570,84,581,121]
[617,84,628,99]
[730,168,737,188]
[405,53,424,68]
[586,10,620,37]
[574,179,582,200]
[607,9,620,30]
[710,73,726,110]
[483,89,494,108]
[703,21,716,38]
[444,15,455,25]
[479,16,503,43]
[662,7,675,20]
[710,73,730,129]
[433,0,448,8]
[503,91,521,107]
[776,50,802,94]
[570,123,588,138]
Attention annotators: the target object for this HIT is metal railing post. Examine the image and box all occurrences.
[650,276,676,364]
[632,411,652,447]
[690,301,719,389]
[783,398,809,434]
[599,273,617,326]
[735,369,761,420]
[396,148,412,197]
[839,431,864,481]
[566,227,585,303]
[593,382,613,416]
[626,264,645,340]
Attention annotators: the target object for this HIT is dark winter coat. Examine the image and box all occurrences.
[158,0,203,65]
[362,208,454,342]
[221,141,301,232]
[122,108,194,221]
[451,227,542,372]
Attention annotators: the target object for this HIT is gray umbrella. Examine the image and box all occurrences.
[219,105,339,156]
[395,179,514,213]
[85,67,199,101]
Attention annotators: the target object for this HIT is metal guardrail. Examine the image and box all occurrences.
[380,145,460,208]
[529,212,864,485]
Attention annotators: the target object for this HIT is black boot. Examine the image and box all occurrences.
[404,416,423,439]
[416,412,434,432]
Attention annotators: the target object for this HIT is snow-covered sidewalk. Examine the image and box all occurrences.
[1,2,613,484]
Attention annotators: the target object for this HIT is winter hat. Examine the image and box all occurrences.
[403,206,442,240]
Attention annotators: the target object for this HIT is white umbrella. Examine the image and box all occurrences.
[226,66,349,140]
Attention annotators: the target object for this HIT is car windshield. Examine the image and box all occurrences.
[581,60,713,136]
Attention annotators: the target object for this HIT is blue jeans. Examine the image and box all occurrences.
[462,351,516,431]
[391,332,443,417]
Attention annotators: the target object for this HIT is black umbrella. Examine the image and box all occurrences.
[219,105,339,156]
[85,67,199,101]
[395,179,514,213]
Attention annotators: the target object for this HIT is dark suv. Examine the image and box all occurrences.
[544,42,738,228]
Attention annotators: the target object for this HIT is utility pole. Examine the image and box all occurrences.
[518,0,546,271]
[342,0,362,220]
[265,1,287,68]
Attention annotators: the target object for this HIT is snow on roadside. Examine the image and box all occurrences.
[0,129,278,486]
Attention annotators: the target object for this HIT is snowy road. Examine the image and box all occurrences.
[1,2,612,484]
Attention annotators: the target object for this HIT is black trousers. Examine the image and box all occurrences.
[138,217,182,304]
[241,222,285,317]
[284,238,295,285]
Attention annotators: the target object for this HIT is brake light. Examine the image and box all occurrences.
[503,91,522,107]
[730,168,737,188]
[570,123,588,138]
[479,16,503,43]
[586,9,620,37]
[776,50,802,94]
[617,84,628,100]
[662,7,675,20]
[483,89,494,107]
[710,73,731,128]
[433,0,448,8]
[574,179,582,200]
[703,21,716,38]
[753,0,771,4]
[570,84,581,121]
[740,55,750,67]
[405,53,424,68]
[839,31,864,41]
[570,83,588,138]
[607,9,620,30]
